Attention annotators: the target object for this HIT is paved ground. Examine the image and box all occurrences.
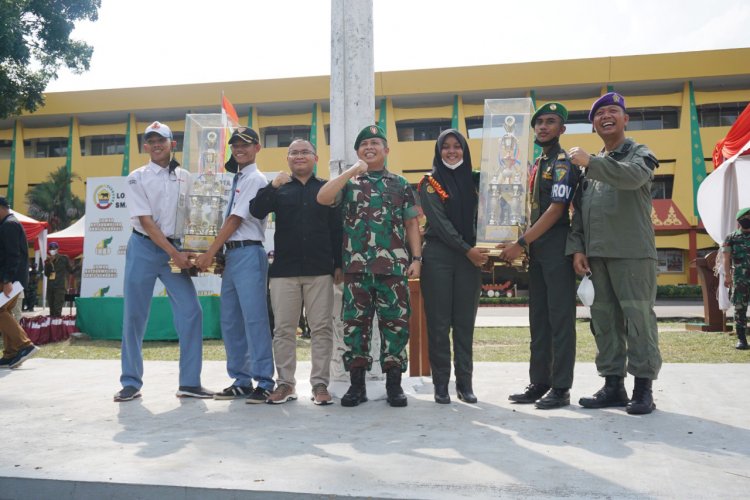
[1,359,749,499]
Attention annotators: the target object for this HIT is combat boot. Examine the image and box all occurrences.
[735,327,749,350]
[626,377,656,415]
[579,375,629,408]
[385,366,407,407]
[341,367,368,407]
[456,377,477,404]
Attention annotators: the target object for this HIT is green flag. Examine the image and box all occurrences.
[247,106,253,128]
[529,90,542,162]
[121,114,131,176]
[378,98,387,167]
[7,122,17,205]
[310,104,318,174]
[451,95,459,130]
[688,81,706,216]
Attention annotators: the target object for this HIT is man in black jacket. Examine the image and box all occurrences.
[0,197,39,369]
[250,139,342,405]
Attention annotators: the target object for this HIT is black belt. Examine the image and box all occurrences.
[225,239,262,250]
[132,229,179,246]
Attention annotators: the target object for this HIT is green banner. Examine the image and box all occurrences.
[7,122,17,205]
[247,106,253,128]
[529,90,542,161]
[378,98,387,167]
[310,104,318,174]
[688,81,706,216]
[121,114,131,176]
[451,95,459,130]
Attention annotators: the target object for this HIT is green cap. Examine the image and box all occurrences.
[531,102,568,126]
[737,207,750,220]
[354,124,387,150]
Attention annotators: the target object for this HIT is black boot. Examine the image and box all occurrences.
[509,383,550,404]
[535,388,570,410]
[456,378,477,404]
[433,382,450,404]
[626,377,656,415]
[341,367,368,407]
[386,366,407,407]
[736,327,749,350]
[579,375,629,408]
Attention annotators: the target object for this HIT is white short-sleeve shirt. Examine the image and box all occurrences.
[127,161,191,238]
[227,163,268,242]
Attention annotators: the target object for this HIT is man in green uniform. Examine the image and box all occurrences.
[317,125,422,408]
[44,242,73,316]
[566,92,662,415]
[722,207,750,350]
[502,102,579,409]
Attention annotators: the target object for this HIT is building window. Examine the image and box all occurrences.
[396,119,451,142]
[0,140,11,160]
[697,102,749,127]
[465,117,484,139]
[651,175,674,199]
[137,132,184,152]
[23,138,68,158]
[657,249,684,273]
[261,126,311,148]
[563,111,593,134]
[626,107,679,131]
[80,135,126,156]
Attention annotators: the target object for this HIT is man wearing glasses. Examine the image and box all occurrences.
[250,139,343,405]
[195,127,275,404]
[115,121,213,402]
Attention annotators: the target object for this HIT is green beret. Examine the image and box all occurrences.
[531,102,568,126]
[737,207,750,220]
[354,124,387,150]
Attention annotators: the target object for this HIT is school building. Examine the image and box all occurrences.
[1,47,748,285]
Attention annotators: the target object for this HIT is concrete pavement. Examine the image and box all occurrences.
[1,359,749,499]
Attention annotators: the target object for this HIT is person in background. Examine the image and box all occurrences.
[723,207,750,350]
[44,242,73,316]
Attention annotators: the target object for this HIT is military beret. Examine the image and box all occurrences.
[737,207,750,220]
[589,92,626,122]
[531,102,568,126]
[354,124,387,150]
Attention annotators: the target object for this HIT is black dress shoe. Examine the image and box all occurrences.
[509,383,550,404]
[434,383,450,404]
[535,388,570,409]
[456,379,477,404]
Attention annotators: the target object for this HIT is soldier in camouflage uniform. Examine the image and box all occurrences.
[317,125,422,408]
[567,92,662,415]
[722,207,750,350]
[503,103,580,410]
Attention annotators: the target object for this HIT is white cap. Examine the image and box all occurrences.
[144,121,172,139]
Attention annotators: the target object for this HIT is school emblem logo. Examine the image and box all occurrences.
[95,236,114,255]
[94,185,115,210]
[93,286,110,298]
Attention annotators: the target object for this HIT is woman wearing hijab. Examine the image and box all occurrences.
[418,129,489,404]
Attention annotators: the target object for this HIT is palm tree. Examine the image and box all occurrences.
[26,166,85,232]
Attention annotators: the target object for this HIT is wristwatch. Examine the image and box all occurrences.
[411,256,423,263]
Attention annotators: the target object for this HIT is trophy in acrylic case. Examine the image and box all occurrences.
[476,98,534,266]
[172,114,232,273]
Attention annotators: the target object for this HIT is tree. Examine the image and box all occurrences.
[0,0,101,119]
[26,166,85,232]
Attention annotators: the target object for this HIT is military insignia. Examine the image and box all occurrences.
[542,167,553,180]
[370,125,378,134]
[426,185,435,194]
[555,166,568,182]
[613,94,620,103]
[557,152,566,160]
[550,104,557,110]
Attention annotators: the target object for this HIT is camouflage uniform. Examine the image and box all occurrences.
[722,229,750,336]
[336,169,420,372]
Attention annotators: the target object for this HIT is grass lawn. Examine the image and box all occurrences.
[23,320,747,364]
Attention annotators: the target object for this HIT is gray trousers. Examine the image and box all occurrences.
[421,239,481,385]
[528,225,576,389]
[589,257,662,380]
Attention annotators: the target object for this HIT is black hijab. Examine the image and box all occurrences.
[431,129,477,246]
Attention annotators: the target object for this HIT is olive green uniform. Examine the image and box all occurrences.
[418,173,481,385]
[528,144,579,389]
[44,254,72,316]
[566,138,662,380]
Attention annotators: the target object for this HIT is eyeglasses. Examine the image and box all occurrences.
[288,150,315,157]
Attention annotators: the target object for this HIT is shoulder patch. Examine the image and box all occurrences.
[557,152,566,160]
